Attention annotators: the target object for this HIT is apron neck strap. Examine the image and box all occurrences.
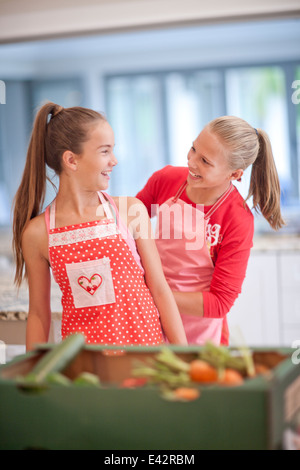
[205,183,234,220]
[172,180,233,218]
[97,191,114,219]
[49,200,56,230]
[172,181,188,203]
[49,192,114,230]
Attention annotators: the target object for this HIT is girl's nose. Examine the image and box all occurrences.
[187,148,195,165]
[111,153,118,166]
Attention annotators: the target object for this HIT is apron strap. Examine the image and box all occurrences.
[49,200,56,230]
[97,191,115,219]
[205,183,234,220]
[47,193,114,231]
[172,180,233,217]
[172,180,188,203]
[45,205,50,233]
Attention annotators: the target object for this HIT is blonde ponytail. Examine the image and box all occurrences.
[247,129,285,230]
[207,115,285,231]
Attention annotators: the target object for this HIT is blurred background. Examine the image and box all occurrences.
[0,0,300,354]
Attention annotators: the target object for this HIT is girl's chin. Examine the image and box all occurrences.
[96,182,109,191]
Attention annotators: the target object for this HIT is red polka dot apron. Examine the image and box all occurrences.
[45,192,164,345]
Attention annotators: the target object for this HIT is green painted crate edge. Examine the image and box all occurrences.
[0,345,299,450]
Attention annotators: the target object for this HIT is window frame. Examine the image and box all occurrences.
[104,59,300,204]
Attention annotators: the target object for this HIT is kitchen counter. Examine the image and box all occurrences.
[0,253,62,346]
[253,234,300,251]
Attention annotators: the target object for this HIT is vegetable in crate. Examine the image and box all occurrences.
[19,333,85,388]
[132,343,250,400]
[73,372,101,387]
[189,360,218,383]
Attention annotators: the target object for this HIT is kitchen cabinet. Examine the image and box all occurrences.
[228,249,300,348]
[278,252,300,345]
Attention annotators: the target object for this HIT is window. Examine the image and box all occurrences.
[165,71,225,166]
[105,62,300,232]
[225,66,291,202]
[106,75,167,196]
[106,70,226,195]
[0,78,84,225]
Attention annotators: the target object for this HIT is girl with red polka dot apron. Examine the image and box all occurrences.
[45,191,164,345]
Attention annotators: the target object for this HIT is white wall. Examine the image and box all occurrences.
[0,0,299,43]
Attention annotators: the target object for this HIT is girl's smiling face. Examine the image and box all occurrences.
[75,120,117,190]
[187,127,234,192]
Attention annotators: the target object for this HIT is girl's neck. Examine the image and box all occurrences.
[54,181,104,225]
[185,182,232,206]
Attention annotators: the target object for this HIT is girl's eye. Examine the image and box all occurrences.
[202,158,209,164]
[191,146,196,152]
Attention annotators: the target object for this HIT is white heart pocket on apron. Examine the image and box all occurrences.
[65,257,116,309]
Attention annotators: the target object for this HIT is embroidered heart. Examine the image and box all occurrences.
[78,274,102,295]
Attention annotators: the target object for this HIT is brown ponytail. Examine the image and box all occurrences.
[12,101,105,287]
[207,116,285,231]
[247,129,285,230]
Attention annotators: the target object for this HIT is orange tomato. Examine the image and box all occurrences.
[189,359,218,383]
[174,387,200,401]
[218,368,244,386]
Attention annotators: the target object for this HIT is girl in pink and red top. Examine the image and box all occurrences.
[12,102,187,351]
[136,116,285,346]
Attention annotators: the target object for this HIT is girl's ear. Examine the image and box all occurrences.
[62,150,78,171]
[230,169,244,182]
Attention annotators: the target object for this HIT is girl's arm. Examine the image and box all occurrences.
[173,211,254,320]
[126,198,188,345]
[22,216,52,351]
[172,291,204,316]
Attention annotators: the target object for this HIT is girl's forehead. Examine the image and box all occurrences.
[194,128,229,163]
[87,120,114,141]
[195,128,223,151]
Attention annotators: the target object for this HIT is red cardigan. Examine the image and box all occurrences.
[136,165,254,345]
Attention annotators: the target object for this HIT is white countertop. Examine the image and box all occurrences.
[0,256,62,319]
[252,234,300,251]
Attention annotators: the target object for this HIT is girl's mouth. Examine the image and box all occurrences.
[188,170,202,180]
[101,171,111,178]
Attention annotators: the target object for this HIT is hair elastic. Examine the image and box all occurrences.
[254,128,259,136]
[47,106,64,124]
